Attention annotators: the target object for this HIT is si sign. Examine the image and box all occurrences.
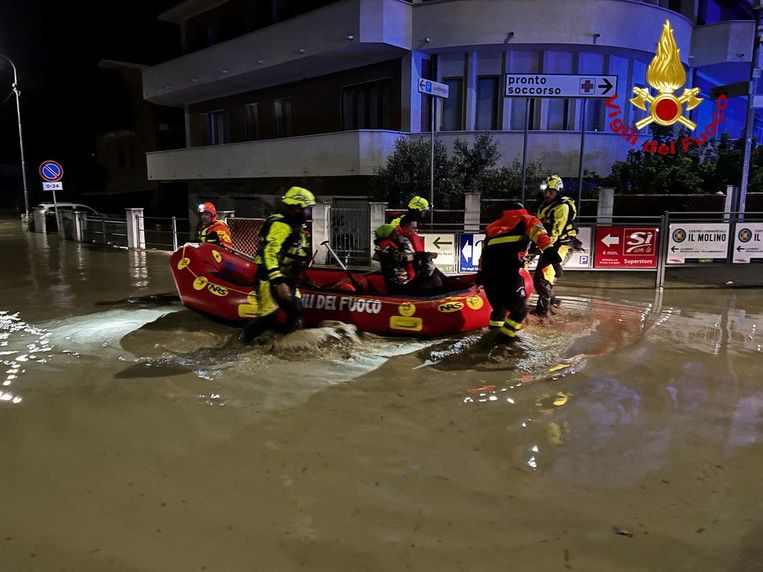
[594,226,658,268]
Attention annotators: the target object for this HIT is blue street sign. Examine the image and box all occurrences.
[39,160,64,182]
[417,78,449,98]
[458,233,485,273]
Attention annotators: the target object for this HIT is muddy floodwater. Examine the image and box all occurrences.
[1,218,762,571]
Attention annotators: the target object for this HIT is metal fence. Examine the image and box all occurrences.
[141,216,194,250]
[84,214,129,248]
[383,208,466,232]
[331,206,370,266]
[229,217,266,257]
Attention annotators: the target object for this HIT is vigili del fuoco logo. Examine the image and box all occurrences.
[606,20,727,155]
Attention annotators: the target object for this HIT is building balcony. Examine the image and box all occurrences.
[147,129,641,182]
[143,0,412,107]
[413,0,692,61]
[692,20,754,67]
[146,130,403,180]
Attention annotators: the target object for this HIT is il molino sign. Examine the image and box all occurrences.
[606,20,727,155]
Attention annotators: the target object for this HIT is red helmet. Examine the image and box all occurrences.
[197,202,217,220]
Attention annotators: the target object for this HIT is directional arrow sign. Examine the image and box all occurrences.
[417,78,449,98]
[732,223,763,263]
[433,236,453,249]
[422,233,456,273]
[601,233,620,247]
[505,74,618,98]
[598,77,614,94]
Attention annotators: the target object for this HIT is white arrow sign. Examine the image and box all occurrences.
[505,74,618,98]
[461,238,483,264]
[417,78,449,98]
[602,234,620,247]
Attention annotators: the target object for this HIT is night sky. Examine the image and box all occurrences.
[0,1,178,200]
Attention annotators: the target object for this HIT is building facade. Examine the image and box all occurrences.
[143,0,759,213]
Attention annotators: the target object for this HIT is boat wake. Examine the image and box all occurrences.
[416,296,651,377]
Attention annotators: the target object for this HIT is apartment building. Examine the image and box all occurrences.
[142,0,758,214]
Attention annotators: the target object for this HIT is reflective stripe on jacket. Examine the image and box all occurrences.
[254,214,309,283]
[479,209,553,278]
[537,196,577,245]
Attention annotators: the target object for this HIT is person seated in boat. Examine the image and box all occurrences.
[396,215,446,293]
[195,201,233,247]
[373,224,413,293]
[388,195,431,227]
[240,187,315,342]
[477,202,562,343]
[372,195,431,240]
[373,218,444,295]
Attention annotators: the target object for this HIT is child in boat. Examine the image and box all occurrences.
[396,216,446,293]
[373,224,412,292]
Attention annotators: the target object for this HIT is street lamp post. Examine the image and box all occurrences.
[0,54,30,218]
[739,5,763,222]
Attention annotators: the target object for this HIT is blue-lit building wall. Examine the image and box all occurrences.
[144,0,762,187]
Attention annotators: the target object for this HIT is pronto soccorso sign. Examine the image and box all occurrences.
[606,20,726,155]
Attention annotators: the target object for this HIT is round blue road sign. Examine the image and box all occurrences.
[39,160,64,182]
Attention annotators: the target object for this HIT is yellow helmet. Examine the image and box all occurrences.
[540,175,564,192]
[407,196,430,211]
[281,186,316,208]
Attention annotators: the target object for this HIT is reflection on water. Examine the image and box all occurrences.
[129,249,148,288]
[0,310,54,405]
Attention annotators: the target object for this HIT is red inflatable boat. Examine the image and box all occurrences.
[169,243,533,336]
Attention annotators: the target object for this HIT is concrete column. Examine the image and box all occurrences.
[501,51,511,130]
[402,53,427,133]
[464,192,481,231]
[464,51,478,131]
[597,187,614,224]
[369,201,388,268]
[724,185,738,222]
[73,211,86,242]
[32,209,46,234]
[126,208,145,249]
[311,203,331,265]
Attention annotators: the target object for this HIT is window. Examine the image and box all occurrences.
[510,98,538,130]
[442,78,463,131]
[341,79,393,130]
[273,97,293,138]
[476,76,499,130]
[584,99,604,132]
[200,110,229,145]
[245,103,258,140]
[547,99,571,130]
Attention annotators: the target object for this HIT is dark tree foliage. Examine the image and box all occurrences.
[372,134,544,208]
[371,137,452,208]
[608,124,763,194]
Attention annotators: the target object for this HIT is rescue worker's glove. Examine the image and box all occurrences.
[543,246,564,278]
[543,246,562,266]
[570,236,586,252]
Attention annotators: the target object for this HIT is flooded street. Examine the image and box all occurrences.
[1,218,762,571]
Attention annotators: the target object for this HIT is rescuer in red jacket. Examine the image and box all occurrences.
[195,201,233,247]
[477,202,562,342]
